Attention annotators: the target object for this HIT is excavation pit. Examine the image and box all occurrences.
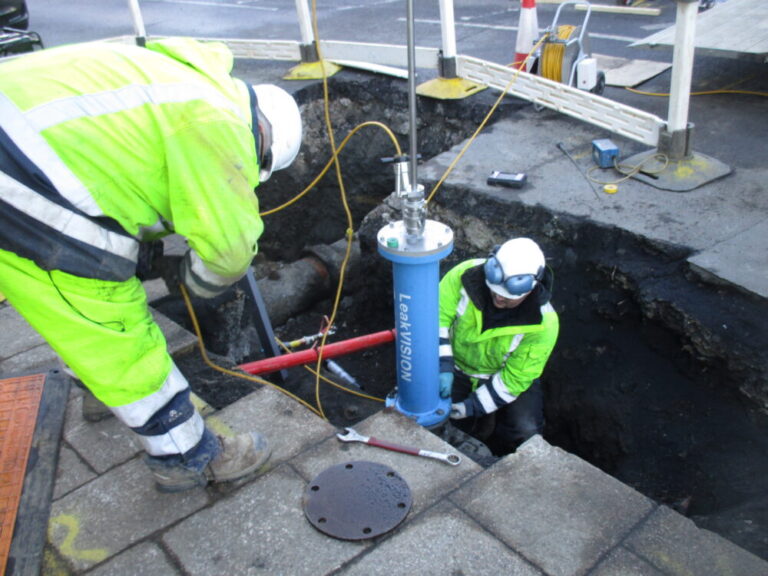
[154,73,768,560]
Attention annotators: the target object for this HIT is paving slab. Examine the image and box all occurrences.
[590,546,666,576]
[0,305,47,361]
[48,457,210,573]
[0,342,59,379]
[450,435,656,576]
[151,308,198,357]
[88,542,180,576]
[624,505,768,576]
[163,464,371,576]
[337,500,544,576]
[0,291,195,381]
[0,304,60,379]
[143,278,171,304]
[290,410,482,515]
[52,444,98,501]
[688,218,768,299]
[205,384,338,468]
[61,388,143,475]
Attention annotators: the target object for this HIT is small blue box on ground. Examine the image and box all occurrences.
[591,139,619,168]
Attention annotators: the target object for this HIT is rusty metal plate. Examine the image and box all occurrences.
[303,460,412,540]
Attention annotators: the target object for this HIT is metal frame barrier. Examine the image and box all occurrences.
[122,0,726,188]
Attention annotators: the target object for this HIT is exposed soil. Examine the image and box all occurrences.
[164,227,768,561]
[157,73,768,559]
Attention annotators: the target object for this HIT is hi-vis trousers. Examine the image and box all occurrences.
[0,248,215,466]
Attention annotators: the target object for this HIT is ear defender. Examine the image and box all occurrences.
[485,237,546,298]
[484,245,503,284]
[484,247,543,297]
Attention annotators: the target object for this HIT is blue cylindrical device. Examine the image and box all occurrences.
[378,219,453,427]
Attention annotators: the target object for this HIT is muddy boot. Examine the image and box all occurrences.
[59,361,115,423]
[146,431,272,493]
[81,388,114,423]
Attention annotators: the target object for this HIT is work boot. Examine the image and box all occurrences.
[146,432,272,493]
[59,360,115,423]
[81,388,114,423]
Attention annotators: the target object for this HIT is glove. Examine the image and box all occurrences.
[450,402,468,420]
[136,240,164,281]
[178,250,230,299]
[439,372,454,399]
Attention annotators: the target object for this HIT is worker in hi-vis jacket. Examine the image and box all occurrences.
[0,37,302,492]
[439,237,559,455]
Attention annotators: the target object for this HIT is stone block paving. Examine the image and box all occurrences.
[1,301,767,575]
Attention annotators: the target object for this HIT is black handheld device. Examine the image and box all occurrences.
[487,171,527,189]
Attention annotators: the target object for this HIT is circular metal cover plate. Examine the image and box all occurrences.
[303,460,412,540]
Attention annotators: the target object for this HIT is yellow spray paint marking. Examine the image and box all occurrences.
[48,514,109,563]
[190,392,215,417]
[673,162,696,179]
[204,415,234,438]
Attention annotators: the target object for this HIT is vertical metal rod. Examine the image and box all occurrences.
[406,0,418,186]
[127,0,147,46]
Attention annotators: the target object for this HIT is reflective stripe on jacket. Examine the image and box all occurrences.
[439,258,559,409]
[0,38,262,282]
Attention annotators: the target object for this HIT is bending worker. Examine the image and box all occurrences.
[439,237,559,455]
[0,38,302,492]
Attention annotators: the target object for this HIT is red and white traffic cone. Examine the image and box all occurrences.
[513,0,539,71]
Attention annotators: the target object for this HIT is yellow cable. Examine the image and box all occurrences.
[426,33,550,205]
[626,87,768,98]
[307,0,380,420]
[178,15,406,421]
[259,121,401,217]
[541,25,576,84]
[275,338,385,403]
[179,284,324,418]
[178,14,590,418]
[180,281,386,420]
[586,153,669,186]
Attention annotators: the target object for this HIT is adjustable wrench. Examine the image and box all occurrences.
[336,427,461,466]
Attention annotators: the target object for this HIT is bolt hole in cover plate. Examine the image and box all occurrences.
[302,461,412,540]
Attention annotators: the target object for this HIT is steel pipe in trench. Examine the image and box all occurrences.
[256,237,361,328]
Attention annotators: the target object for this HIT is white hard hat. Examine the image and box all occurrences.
[484,237,545,299]
[252,84,303,181]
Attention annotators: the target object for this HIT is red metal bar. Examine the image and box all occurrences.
[238,329,396,375]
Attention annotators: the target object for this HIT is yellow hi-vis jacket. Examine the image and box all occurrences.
[439,258,559,416]
[0,38,263,290]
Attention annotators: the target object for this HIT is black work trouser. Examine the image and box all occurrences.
[451,371,544,456]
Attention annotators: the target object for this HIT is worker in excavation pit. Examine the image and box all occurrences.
[0,38,303,492]
[439,237,559,455]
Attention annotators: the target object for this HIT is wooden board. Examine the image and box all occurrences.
[3,371,70,576]
[537,0,661,16]
[596,53,672,87]
[632,0,768,60]
[0,374,44,575]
